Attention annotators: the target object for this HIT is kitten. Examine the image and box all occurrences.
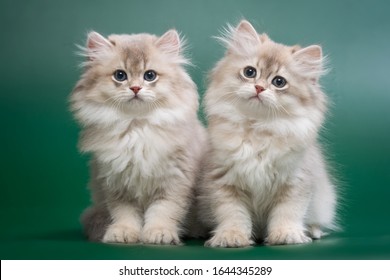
[198,20,337,247]
[70,29,207,245]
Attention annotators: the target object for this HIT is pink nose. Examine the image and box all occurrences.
[255,85,265,94]
[130,86,142,94]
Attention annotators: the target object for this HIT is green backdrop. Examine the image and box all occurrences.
[1,0,390,259]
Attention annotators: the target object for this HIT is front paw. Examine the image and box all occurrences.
[142,227,181,245]
[266,228,312,245]
[206,229,254,248]
[102,224,140,244]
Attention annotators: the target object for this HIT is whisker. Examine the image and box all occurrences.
[278,103,291,116]
[103,92,129,100]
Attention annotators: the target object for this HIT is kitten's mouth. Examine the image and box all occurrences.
[249,95,262,102]
[129,95,142,101]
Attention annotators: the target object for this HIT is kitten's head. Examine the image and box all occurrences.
[206,20,327,120]
[71,29,197,125]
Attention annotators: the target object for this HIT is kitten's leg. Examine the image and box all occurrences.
[305,147,337,239]
[306,181,337,239]
[266,183,312,245]
[142,197,188,245]
[205,185,253,248]
[102,202,142,244]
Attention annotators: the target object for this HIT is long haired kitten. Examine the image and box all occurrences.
[198,20,337,247]
[70,29,206,245]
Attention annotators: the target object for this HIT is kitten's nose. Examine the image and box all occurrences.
[130,86,142,94]
[255,85,265,94]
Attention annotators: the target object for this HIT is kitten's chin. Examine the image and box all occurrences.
[129,96,143,102]
[237,91,264,104]
[111,98,150,116]
[236,97,274,119]
[240,94,266,107]
[127,95,156,106]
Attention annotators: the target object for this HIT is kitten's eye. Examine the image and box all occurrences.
[243,66,257,78]
[144,70,157,82]
[113,70,127,82]
[272,76,287,88]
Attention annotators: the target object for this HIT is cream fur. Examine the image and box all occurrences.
[197,20,337,247]
[70,30,207,245]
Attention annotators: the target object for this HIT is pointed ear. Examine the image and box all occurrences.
[229,20,260,55]
[236,20,259,41]
[293,45,322,62]
[292,45,325,79]
[156,29,181,56]
[86,31,112,60]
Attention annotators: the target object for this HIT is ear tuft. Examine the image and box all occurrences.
[292,45,326,80]
[155,29,190,65]
[294,45,322,61]
[87,32,112,51]
[259,33,270,43]
[217,20,260,56]
[236,20,259,41]
[85,31,112,61]
[156,29,181,56]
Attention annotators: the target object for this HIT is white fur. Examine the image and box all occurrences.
[71,30,207,244]
[198,20,337,247]
[217,20,260,57]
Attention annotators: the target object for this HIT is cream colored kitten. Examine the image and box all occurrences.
[70,29,207,245]
[198,20,337,247]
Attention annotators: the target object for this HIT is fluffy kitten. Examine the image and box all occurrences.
[198,20,337,247]
[70,29,207,245]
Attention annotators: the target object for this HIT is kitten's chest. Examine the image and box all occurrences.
[96,121,172,178]
[94,120,186,202]
[217,128,302,189]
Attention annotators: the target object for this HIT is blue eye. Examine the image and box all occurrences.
[243,66,257,78]
[144,70,157,81]
[272,76,287,88]
[113,70,127,82]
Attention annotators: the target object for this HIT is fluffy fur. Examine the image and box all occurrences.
[70,29,207,245]
[197,20,337,247]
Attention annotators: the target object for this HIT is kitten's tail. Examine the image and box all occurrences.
[80,206,111,242]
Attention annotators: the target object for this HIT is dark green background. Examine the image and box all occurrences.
[1,0,389,259]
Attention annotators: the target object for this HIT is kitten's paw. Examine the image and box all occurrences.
[308,225,324,240]
[266,228,312,245]
[102,224,140,244]
[205,230,254,248]
[142,227,181,245]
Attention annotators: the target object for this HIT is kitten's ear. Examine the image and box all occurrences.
[236,20,259,41]
[86,31,113,60]
[227,20,260,55]
[293,45,322,61]
[292,45,325,80]
[156,29,181,56]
